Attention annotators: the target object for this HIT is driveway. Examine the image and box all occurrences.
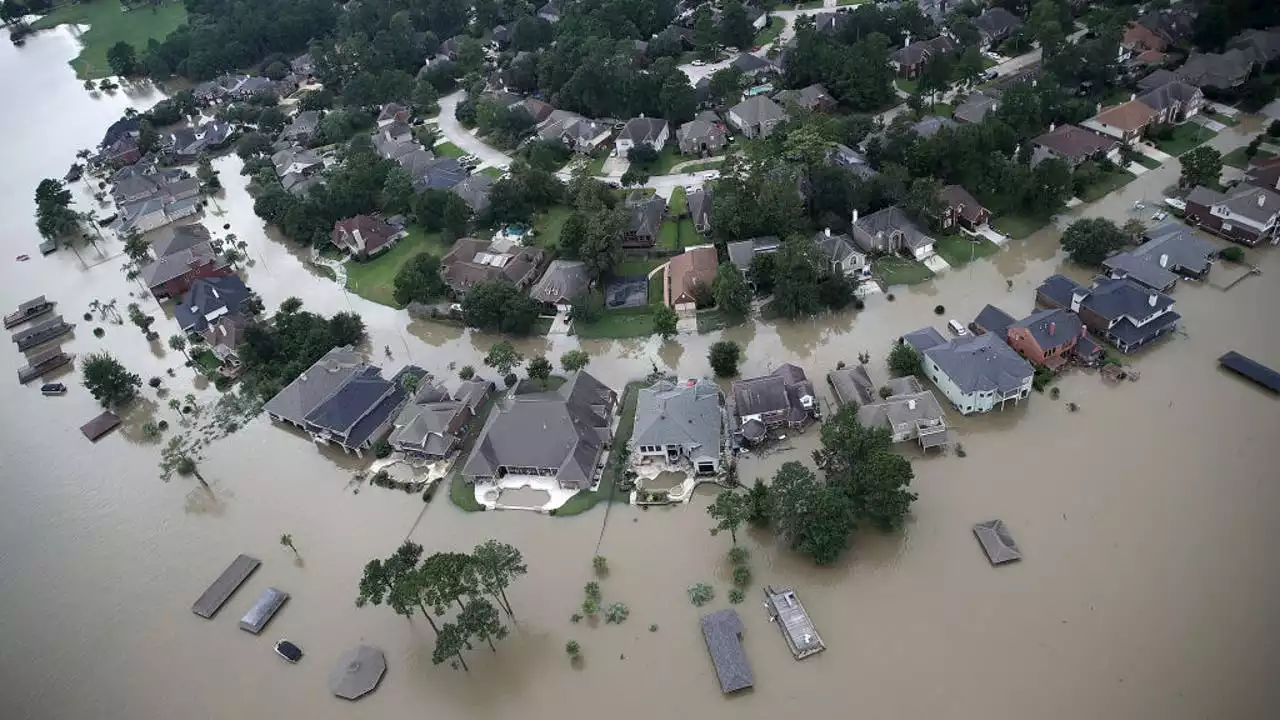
[436,91,514,169]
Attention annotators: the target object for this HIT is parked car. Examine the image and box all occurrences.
[947,319,968,336]
[691,59,705,67]
[274,640,303,663]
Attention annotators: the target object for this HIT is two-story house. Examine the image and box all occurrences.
[615,117,669,158]
[731,364,819,443]
[1101,221,1218,291]
[1030,124,1121,169]
[939,185,990,231]
[1037,275,1180,354]
[1136,80,1204,125]
[1185,184,1280,246]
[630,379,724,475]
[891,35,956,78]
[851,206,937,261]
[813,229,869,280]
[388,378,493,460]
[727,96,787,139]
[1083,99,1159,145]
[1005,307,1092,370]
[902,327,1034,415]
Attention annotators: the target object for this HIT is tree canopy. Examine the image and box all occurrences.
[708,340,742,377]
[1060,217,1127,267]
[462,281,542,335]
[238,298,367,402]
[393,254,446,306]
[81,352,141,410]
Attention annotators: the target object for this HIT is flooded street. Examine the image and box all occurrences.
[3,29,1280,720]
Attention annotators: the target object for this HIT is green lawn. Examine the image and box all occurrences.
[344,227,449,307]
[574,310,656,339]
[676,218,699,248]
[793,0,825,9]
[680,159,724,173]
[1134,153,1162,169]
[642,146,683,176]
[1223,146,1276,169]
[992,213,1049,240]
[531,205,573,251]
[873,256,934,286]
[933,234,1000,267]
[480,166,504,179]
[668,186,688,217]
[433,142,466,158]
[649,269,665,305]
[754,17,783,47]
[896,77,920,95]
[1076,168,1138,203]
[32,0,188,79]
[1153,123,1218,156]
[615,258,663,277]
[696,307,738,333]
[657,220,681,250]
[553,382,645,516]
[192,348,221,376]
[1207,112,1238,127]
[447,395,500,513]
[928,102,954,118]
[586,153,608,176]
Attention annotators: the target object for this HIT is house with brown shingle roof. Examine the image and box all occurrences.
[1083,99,1159,145]
[665,246,719,316]
[440,238,546,297]
[331,216,407,258]
[1030,124,1121,169]
[939,185,990,231]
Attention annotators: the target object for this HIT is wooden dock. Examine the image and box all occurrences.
[192,554,261,618]
[12,315,73,352]
[5,296,55,329]
[18,346,72,384]
[763,585,825,660]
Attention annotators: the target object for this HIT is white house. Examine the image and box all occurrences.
[615,117,669,157]
[902,328,1034,415]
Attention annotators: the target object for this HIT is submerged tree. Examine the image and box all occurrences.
[280,533,299,558]
[707,490,748,545]
[355,542,437,631]
[432,622,471,671]
[560,349,590,373]
[471,539,527,619]
[81,351,141,410]
[458,597,507,651]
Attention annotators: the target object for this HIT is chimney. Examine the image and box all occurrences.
[1159,253,1169,268]
[1130,93,1136,102]
[907,399,917,410]
[851,209,859,224]
[1148,293,1158,307]
[824,227,831,237]
[904,33,911,49]
[1070,290,1086,313]
[1258,193,1266,208]
[1096,102,1102,115]
[1049,321,1055,336]
[1049,122,1056,132]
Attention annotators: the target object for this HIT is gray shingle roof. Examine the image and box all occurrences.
[1137,68,1182,92]
[700,609,753,693]
[529,259,590,304]
[688,188,713,230]
[1036,274,1086,308]
[1136,80,1199,112]
[921,332,1034,395]
[731,53,773,75]
[852,205,934,254]
[953,92,998,124]
[974,519,1022,564]
[973,304,1015,336]
[1103,223,1216,290]
[631,379,722,461]
[152,224,212,258]
[1083,276,1174,323]
[174,275,252,332]
[451,172,494,212]
[1177,50,1255,89]
[264,346,365,427]
[1010,307,1082,352]
[826,364,876,406]
[304,367,392,435]
[729,95,786,128]
[618,117,668,143]
[813,231,862,264]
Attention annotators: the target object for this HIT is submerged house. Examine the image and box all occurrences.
[827,365,948,448]
[388,379,493,460]
[1101,222,1218,291]
[461,372,617,490]
[902,328,1034,415]
[1037,275,1179,354]
[1184,184,1280,247]
[731,363,819,443]
[629,379,724,475]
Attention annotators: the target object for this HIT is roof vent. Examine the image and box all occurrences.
[1148,293,1158,307]
[907,399,916,410]
[1159,253,1169,267]
[1259,193,1267,208]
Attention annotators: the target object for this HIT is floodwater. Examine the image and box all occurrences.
[3,27,1280,720]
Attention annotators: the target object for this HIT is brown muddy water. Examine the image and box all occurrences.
[3,29,1280,720]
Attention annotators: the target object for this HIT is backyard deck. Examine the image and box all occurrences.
[5,295,54,329]
[12,315,73,352]
[192,554,261,618]
[763,585,826,660]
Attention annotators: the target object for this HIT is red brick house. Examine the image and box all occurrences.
[1005,308,1091,371]
[939,185,990,231]
[142,251,233,299]
[1122,22,1169,54]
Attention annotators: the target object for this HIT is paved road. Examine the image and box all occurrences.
[436,90,514,169]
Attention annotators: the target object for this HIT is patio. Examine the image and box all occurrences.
[475,475,582,512]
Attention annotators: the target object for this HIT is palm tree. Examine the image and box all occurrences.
[280,534,299,558]
[175,455,207,487]
[168,398,183,417]
[168,334,189,363]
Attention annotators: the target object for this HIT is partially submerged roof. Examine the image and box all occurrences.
[700,609,753,693]
[973,303,1016,337]
[80,411,121,441]
[920,332,1034,395]
[1010,307,1083,351]
[632,379,722,459]
[329,645,387,700]
[263,346,365,426]
[973,519,1022,565]
[826,364,876,407]
[666,246,719,304]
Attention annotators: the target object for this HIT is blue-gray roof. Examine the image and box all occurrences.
[174,275,252,332]
[1103,223,1217,290]
[1010,307,1082,351]
[1083,276,1174,322]
[700,609,753,693]
[1109,311,1180,348]
[973,304,1015,337]
[903,326,946,353]
[632,379,722,461]
[1036,274,1086,308]
[305,367,392,435]
[922,332,1034,395]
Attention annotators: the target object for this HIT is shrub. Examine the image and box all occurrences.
[459,365,475,380]
[604,603,630,624]
[581,597,600,616]
[955,443,967,458]
[585,581,602,602]
[148,376,162,388]
[727,546,749,566]
[732,564,751,587]
[504,372,517,387]
[1220,246,1245,263]
[885,293,895,302]
[687,583,714,606]
[854,298,865,310]
[888,342,922,377]
[570,613,583,623]
[157,420,169,430]
[565,640,581,657]
[729,588,745,604]
[648,624,658,632]
[93,327,105,338]
[933,304,945,315]
[879,385,893,399]
[373,439,392,459]
[592,555,608,575]
[1049,387,1061,399]
[708,340,742,377]
[83,312,93,321]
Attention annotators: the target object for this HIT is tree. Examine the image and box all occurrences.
[526,355,553,387]
[903,177,943,231]
[484,341,523,376]
[565,640,581,658]
[769,461,854,565]
[392,254,446,305]
[167,333,189,362]
[462,280,541,335]
[748,253,776,295]
[196,153,221,191]
[814,405,917,532]
[459,365,475,380]
[707,67,746,108]
[560,349,590,373]
[107,41,138,76]
[771,237,824,319]
[81,351,141,410]
[280,533,299,558]
[432,622,471,671]
[887,342,922,378]
[592,555,608,575]
[707,490,749,545]
[746,478,771,527]
[458,597,507,651]
[708,341,742,377]
[1180,145,1223,189]
[1060,217,1127,267]
[719,0,754,52]
[653,304,679,339]
[122,231,151,263]
[471,540,526,619]
[381,167,415,216]
[712,264,752,321]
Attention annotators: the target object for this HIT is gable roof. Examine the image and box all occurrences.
[912,115,959,138]
[151,224,212,258]
[953,92,998,124]
[462,371,615,485]
[666,246,719,304]
[451,172,494,212]
[688,188,713,229]
[631,379,722,458]
[1229,28,1280,64]
[1177,50,1255,89]
[974,8,1023,39]
[1137,68,1182,92]
[920,332,1034,395]
[729,95,786,128]
[174,275,252,332]
[138,241,226,288]
[939,185,987,223]
[1010,307,1083,351]
[1102,222,1217,290]
[263,346,365,426]
[1032,124,1118,159]
[852,205,934,253]
[1137,80,1200,112]
[441,238,545,293]
[973,304,1016,337]
[892,35,955,67]
[731,53,774,75]
[827,364,876,406]
[530,259,590,304]
[1093,100,1159,132]
[701,609,753,694]
[627,193,667,238]
[1084,275,1174,321]
[772,83,834,110]
[829,143,876,179]
[813,230,863,264]
[332,215,401,255]
[1036,274,1087,308]
[732,364,813,422]
[618,117,668,143]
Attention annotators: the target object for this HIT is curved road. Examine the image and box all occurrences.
[436,90,514,169]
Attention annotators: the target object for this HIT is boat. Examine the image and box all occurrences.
[40,383,67,396]
[275,640,303,663]
[239,587,289,634]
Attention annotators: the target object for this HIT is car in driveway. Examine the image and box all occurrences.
[691,59,705,66]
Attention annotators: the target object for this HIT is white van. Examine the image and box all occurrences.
[947,319,968,336]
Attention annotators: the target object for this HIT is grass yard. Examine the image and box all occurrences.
[1076,168,1137,203]
[553,382,645,516]
[696,307,737,333]
[657,220,681,250]
[680,159,724,173]
[480,166,504,179]
[754,17,783,47]
[344,227,448,307]
[615,258,663,277]
[649,270,665,305]
[896,77,920,95]
[1223,146,1276,169]
[574,309,656,339]
[531,205,573,251]
[933,234,999,267]
[676,218,698,248]
[192,348,221,376]
[873,256,935,286]
[432,141,466,158]
[1153,123,1218,156]
[1207,111,1238,127]
[1134,153,1162,169]
[586,153,608,176]
[668,186,688,216]
[446,395,499,512]
[641,146,684,176]
[32,0,189,79]
[928,102,954,118]
[992,213,1049,240]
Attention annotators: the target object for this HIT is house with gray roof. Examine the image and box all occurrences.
[1030,124,1121,169]
[826,364,947,447]
[677,112,727,156]
[1136,80,1204,124]
[851,205,937,260]
[772,83,836,111]
[138,237,231,300]
[529,259,590,308]
[730,53,776,79]
[163,121,233,160]
[813,228,868,279]
[731,363,818,443]
[302,364,424,456]
[1177,50,1255,90]
[441,238,545,297]
[688,188,713,235]
[1229,28,1280,65]
[272,147,323,178]
[174,275,253,333]
[903,329,1034,415]
[1137,68,1182,93]
[973,8,1023,49]
[701,610,753,694]
[953,92,999,124]
[1035,275,1179,354]
[1101,222,1217,291]
[389,378,493,460]
[615,117,669,157]
[892,36,955,78]
[630,379,724,475]
[451,172,494,212]
[281,110,321,143]
[726,236,781,274]
[828,143,876,179]
[264,346,366,429]
[973,303,1016,337]
[536,110,611,153]
[151,224,212,258]
[622,192,667,248]
[1185,184,1280,246]
[461,372,617,490]
[911,115,960,138]
[727,95,787,139]
[413,156,469,191]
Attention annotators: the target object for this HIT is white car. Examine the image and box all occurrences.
[947,320,968,336]
[691,59,706,67]
[702,170,720,180]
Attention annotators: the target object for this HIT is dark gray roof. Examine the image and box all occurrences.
[732,364,813,424]
[953,92,999,124]
[1103,223,1216,290]
[1082,276,1174,323]
[1230,28,1280,64]
[628,194,667,238]
[688,188,713,230]
[1010,307,1082,352]
[974,304,1015,337]
[1137,69,1182,92]
[138,241,224,288]
[903,327,946,353]
[813,231,863,264]
[700,610,753,693]
[1213,184,1280,224]
[618,117,668,143]
[1036,274,1086,308]
[305,367,394,435]
[772,83,833,110]
[919,332,1034,395]
[174,275,252,332]
[912,115,959,138]
[852,205,934,254]
[462,372,615,485]
[973,520,1022,565]
[152,224,212,258]
[729,95,786,128]
[1184,185,1225,208]
[263,346,365,426]
[451,172,494,211]
[529,260,590,304]
[974,8,1023,40]
[1136,80,1200,112]
[827,364,876,406]
[632,379,722,460]
[731,53,773,75]
[1177,50,1254,89]
[415,156,468,191]
[892,36,955,67]
[829,143,876,179]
